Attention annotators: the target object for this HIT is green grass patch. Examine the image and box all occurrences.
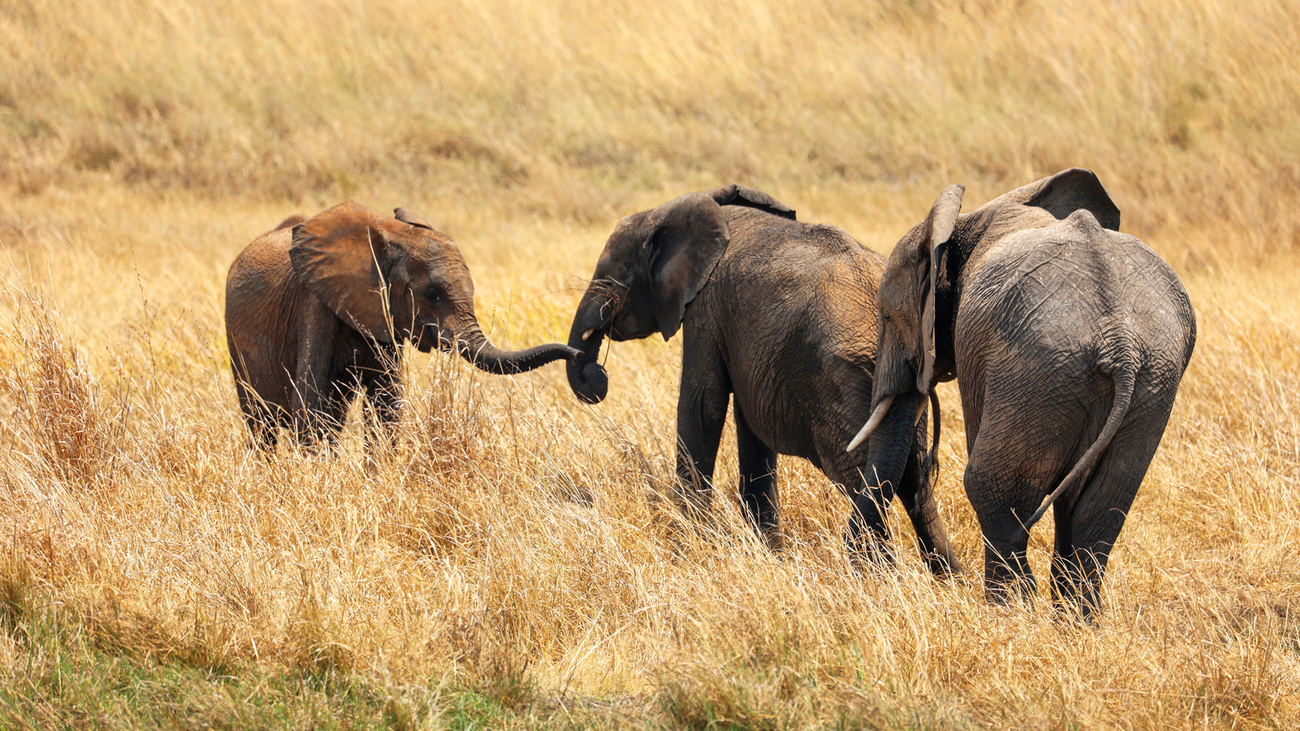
[0,582,568,730]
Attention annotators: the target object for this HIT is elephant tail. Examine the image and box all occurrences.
[1017,365,1136,535]
[921,389,942,484]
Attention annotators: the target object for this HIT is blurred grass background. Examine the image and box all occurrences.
[4,0,1298,257]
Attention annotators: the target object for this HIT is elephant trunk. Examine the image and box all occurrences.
[453,318,577,375]
[565,289,611,404]
[872,326,920,409]
[858,391,925,495]
[850,322,927,496]
[847,389,925,550]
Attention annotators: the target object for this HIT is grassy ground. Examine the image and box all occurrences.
[1,0,1298,727]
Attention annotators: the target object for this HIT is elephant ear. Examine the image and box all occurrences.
[393,207,433,230]
[709,184,797,220]
[916,184,965,394]
[645,192,732,340]
[290,201,396,341]
[995,168,1120,231]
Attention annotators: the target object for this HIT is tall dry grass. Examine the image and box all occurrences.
[4,0,1300,257]
[1,0,1298,727]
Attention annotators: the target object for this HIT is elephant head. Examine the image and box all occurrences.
[565,185,795,403]
[848,168,1122,453]
[290,201,577,374]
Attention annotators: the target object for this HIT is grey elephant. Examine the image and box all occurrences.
[848,169,1196,618]
[225,201,577,448]
[564,184,961,573]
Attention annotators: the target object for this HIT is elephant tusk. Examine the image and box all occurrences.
[846,395,894,452]
[582,328,595,341]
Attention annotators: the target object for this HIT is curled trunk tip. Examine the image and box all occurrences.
[566,294,610,404]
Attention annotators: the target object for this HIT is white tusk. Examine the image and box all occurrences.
[846,395,895,452]
[582,328,595,341]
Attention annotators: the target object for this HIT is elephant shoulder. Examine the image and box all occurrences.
[959,215,1097,326]
[808,224,882,264]
[963,212,1186,354]
[995,210,1168,283]
[979,210,1108,271]
[807,234,883,366]
[226,226,298,301]
[749,220,879,269]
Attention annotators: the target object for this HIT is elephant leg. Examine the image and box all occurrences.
[289,312,353,448]
[1049,500,1090,619]
[965,453,1045,605]
[674,336,730,521]
[896,411,962,577]
[233,377,279,451]
[842,391,927,566]
[358,347,403,451]
[313,380,355,449]
[963,377,1098,606]
[1052,396,1175,622]
[362,372,402,450]
[735,404,779,549]
[1052,499,1123,624]
[290,362,354,449]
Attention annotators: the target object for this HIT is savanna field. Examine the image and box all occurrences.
[1,0,1298,727]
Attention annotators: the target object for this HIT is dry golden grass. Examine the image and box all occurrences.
[1,0,1298,727]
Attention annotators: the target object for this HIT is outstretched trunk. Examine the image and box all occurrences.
[454,319,576,375]
[565,289,610,403]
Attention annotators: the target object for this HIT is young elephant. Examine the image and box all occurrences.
[565,184,961,574]
[225,201,576,448]
[848,169,1196,619]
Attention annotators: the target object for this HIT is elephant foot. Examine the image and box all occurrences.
[844,531,897,573]
[983,575,1039,608]
[759,525,787,554]
[1050,601,1101,628]
[921,551,967,581]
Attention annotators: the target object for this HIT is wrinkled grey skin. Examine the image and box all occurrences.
[854,169,1196,619]
[225,201,577,449]
[566,185,961,573]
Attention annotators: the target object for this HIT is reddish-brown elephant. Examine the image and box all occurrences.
[225,201,576,449]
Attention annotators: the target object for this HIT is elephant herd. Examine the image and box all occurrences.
[224,169,1196,621]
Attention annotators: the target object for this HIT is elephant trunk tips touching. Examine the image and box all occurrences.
[565,290,612,404]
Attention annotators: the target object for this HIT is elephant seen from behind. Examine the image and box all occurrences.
[848,169,1196,619]
[225,201,577,449]
[565,184,961,575]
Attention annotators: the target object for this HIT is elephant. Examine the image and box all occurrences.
[847,169,1196,619]
[564,184,962,574]
[225,201,577,449]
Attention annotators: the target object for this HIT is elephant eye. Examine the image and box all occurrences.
[425,287,443,305]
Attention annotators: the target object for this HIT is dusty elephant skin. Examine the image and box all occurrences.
[566,184,961,574]
[850,169,1197,620]
[224,201,577,449]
